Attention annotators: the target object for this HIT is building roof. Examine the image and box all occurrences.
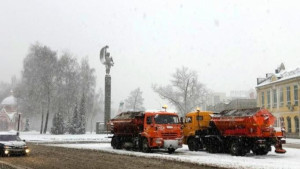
[256,67,300,88]
[1,95,17,106]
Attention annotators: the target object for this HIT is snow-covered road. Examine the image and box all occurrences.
[19,132,300,169]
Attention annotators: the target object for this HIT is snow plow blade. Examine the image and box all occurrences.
[275,149,286,154]
[275,139,286,154]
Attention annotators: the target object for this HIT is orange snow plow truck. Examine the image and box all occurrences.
[183,108,286,156]
[109,110,183,154]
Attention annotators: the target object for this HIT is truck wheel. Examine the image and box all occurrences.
[230,142,246,156]
[111,136,122,149]
[111,136,117,149]
[252,146,270,155]
[142,138,151,153]
[168,148,175,154]
[188,137,199,151]
[206,144,219,153]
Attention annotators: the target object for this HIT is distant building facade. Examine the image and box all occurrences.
[256,63,300,138]
[207,92,227,106]
[230,89,256,100]
[0,92,22,131]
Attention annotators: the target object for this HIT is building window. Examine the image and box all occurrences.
[261,92,265,107]
[294,85,298,106]
[287,117,291,133]
[287,86,291,105]
[273,89,277,108]
[280,88,284,107]
[280,117,285,128]
[267,90,270,108]
[294,116,299,133]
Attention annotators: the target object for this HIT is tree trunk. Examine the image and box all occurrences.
[90,116,94,134]
[44,92,50,134]
[40,105,44,134]
[44,110,49,134]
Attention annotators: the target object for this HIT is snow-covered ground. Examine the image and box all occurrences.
[17,132,300,169]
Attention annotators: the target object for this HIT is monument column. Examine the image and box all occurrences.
[100,45,114,126]
[104,75,111,124]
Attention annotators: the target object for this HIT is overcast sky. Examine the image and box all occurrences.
[1,0,300,111]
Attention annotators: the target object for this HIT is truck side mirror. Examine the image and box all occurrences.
[180,117,184,124]
[146,116,152,124]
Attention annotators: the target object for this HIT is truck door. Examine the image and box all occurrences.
[183,116,194,137]
[144,116,155,136]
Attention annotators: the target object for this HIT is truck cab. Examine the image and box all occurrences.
[183,110,212,151]
[110,110,183,154]
[141,111,183,153]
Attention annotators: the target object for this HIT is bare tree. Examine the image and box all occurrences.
[0,82,11,101]
[125,88,145,111]
[153,66,208,116]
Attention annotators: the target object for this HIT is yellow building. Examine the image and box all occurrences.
[256,63,300,138]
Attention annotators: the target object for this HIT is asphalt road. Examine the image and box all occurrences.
[0,143,221,169]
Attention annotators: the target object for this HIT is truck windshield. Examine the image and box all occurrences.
[154,115,179,124]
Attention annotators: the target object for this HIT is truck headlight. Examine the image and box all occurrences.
[4,150,9,154]
[25,149,30,153]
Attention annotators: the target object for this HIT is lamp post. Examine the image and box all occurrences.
[16,95,21,136]
[17,113,21,136]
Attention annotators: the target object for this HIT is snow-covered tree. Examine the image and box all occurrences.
[78,93,86,134]
[24,118,30,132]
[51,106,65,135]
[0,82,11,102]
[153,66,208,116]
[79,58,96,132]
[55,53,80,118]
[89,88,104,133]
[16,43,97,133]
[125,88,145,111]
[69,103,79,134]
[21,43,58,134]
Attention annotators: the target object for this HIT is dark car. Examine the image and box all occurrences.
[0,133,30,156]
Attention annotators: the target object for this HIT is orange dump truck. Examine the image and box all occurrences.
[183,108,286,156]
[109,111,183,153]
